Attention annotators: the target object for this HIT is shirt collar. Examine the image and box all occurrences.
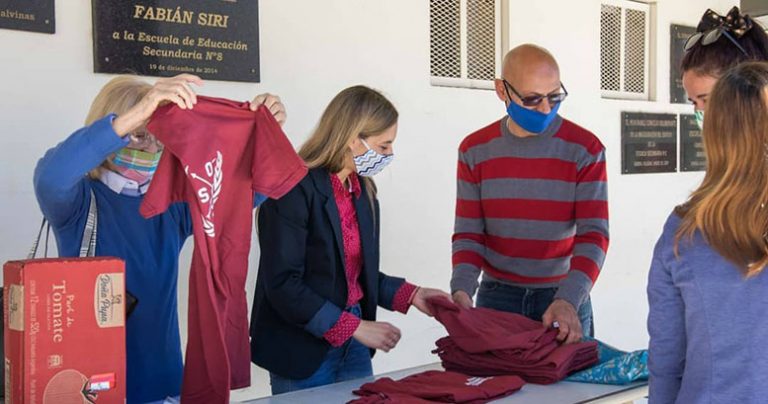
[330,172,362,198]
[347,173,361,197]
[98,168,151,196]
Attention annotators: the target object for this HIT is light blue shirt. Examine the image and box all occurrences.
[647,213,768,403]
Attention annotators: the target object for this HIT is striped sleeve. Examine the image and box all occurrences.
[451,147,484,297]
[554,146,609,309]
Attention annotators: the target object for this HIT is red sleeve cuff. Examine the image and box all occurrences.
[392,282,419,314]
[323,311,362,347]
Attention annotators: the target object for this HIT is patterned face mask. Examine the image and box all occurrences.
[694,109,705,131]
[353,139,394,177]
[111,148,162,184]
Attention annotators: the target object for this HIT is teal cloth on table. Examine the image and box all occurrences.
[566,338,648,385]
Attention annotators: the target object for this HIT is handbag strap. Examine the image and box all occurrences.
[28,189,98,259]
[79,189,98,257]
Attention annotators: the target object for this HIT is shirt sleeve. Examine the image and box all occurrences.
[324,282,417,346]
[647,216,686,403]
[34,114,129,228]
[391,282,419,314]
[451,146,485,297]
[251,106,307,199]
[322,311,362,347]
[554,146,609,309]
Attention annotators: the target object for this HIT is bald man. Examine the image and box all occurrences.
[450,44,609,344]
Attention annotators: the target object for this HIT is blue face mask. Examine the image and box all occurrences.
[506,100,561,134]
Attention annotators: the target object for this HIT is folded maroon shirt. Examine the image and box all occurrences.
[350,370,525,403]
[428,297,599,384]
[427,297,553,354]
[436,337,598,384]
[349,392,436,404]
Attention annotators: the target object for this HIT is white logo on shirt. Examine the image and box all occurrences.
[185,151,223,238]
[465,377,493,386]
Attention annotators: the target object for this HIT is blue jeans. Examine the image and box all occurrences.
[476,281,594,337]
[269,305,373,395]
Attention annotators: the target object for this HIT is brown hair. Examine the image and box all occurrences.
[85,76,151,177]
[299,85,398,201]
[675,62,768,276]
[682,9,768,78]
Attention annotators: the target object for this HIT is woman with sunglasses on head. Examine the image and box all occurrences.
[249,85,451,395]
[682,6,768,128]
[647,62,768,404]
[33,74,286,404]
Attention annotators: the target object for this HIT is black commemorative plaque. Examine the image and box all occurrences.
[670,24,696,104]
[622,112,678,174]
[0,0,54,34]
[680,114,705,172]
[92,1,260,82]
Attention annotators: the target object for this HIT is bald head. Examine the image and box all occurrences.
[502,44,560,80]
[495,44,563,115]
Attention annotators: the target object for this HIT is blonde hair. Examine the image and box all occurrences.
[675,62,768,276]
[86,76,152,177]
[299,85,398,200]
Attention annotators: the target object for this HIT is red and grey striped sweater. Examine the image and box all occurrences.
[451,116,609,309]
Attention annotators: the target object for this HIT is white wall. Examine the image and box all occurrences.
[0,0,738,400]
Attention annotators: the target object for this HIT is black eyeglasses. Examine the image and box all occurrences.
[502,80,568,107]
[684,26,749,57]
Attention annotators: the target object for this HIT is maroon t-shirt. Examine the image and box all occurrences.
[141,97,307,403]
[428,297,598,384]
[351,370,525,403]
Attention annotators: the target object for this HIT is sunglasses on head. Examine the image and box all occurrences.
[684,26,749,57]
[502,80,568,107]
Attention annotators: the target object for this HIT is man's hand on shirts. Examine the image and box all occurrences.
[411,287,452,317]
[251,93,286,126]
[353,320,401,352]
[542,299,583,344]
[452,290,474,309]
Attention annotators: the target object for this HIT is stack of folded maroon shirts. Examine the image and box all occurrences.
[428,297,598,384]
[349,370,525,404]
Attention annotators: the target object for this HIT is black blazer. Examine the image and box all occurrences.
[250,167,406,379]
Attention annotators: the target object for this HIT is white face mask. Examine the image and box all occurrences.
[353,139,394,177]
